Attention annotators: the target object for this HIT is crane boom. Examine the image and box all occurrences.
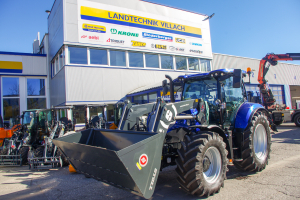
[258,53,300,107]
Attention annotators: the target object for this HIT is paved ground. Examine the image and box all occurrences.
[0,123,299,200]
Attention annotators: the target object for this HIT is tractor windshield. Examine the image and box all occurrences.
[182,76,244,104]
[182,75,245,125]
[182,77,218,104]
[22,112,35,125]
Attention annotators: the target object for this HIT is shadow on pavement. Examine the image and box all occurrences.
[272,126,300,144]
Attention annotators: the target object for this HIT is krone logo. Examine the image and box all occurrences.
[165,110,173,121]
[110,28,117,34]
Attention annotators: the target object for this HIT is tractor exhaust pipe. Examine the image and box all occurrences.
[165,75,175,103]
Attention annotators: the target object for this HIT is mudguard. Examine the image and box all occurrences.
[234,102,265,130]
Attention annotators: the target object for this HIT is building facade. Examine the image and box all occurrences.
[48,0,213,125]
[0,51,48,125]
[1,0,300,127]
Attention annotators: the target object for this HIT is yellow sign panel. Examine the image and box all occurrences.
[131,40,146,47]
[81,6,202,38]
[82,23,106,33]
[0,61,22,73]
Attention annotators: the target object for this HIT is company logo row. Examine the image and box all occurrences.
[106,38,203,54]
[82,24,202,46]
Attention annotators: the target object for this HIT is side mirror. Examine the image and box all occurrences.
[233,69,242,88]
[162,79,169,96]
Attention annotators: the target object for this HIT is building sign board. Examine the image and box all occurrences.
[77,0,211,58]
[0,61,23,73]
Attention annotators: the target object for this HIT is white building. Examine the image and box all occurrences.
[0,0,299,126]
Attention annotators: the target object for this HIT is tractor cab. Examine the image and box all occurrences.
[179,69,247,128]
[21,109,53,146]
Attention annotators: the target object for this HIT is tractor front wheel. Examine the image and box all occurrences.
[19,146,29,165]
[175,131,228,197]
[234,112,271,172]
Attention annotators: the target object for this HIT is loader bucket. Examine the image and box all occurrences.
[53,128,166,199]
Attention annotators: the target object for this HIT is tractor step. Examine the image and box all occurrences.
[0,155,22,166]
[28,156,62,169]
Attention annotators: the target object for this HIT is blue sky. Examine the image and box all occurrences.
[0,0,299,64]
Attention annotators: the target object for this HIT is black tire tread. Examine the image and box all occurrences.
[175,131,228,197]
[34,146,44,158]
[233,113,271,172]
[19,146,29,165]
[294,114,300,127]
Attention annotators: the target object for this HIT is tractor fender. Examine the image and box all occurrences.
[234,102,266,130]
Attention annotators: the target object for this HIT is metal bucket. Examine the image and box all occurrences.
[53,128,165,199]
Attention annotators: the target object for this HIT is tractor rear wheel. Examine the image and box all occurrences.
[294,114,300,127]
[1,147,8,155]
[233,112,271,172]
[19,146,29,165]
[175,131,228,197]
[34,146,44,158]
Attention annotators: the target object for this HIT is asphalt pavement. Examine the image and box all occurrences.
[0,123,299,200]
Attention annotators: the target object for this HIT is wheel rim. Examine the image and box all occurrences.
[253,124,267,162]
[203,146,222,183]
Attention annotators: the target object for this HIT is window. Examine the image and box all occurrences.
[161,55,173,69]
[27,78,46,110]
[149,92,157,102]
[59,49,65,69]
[269,85,285,105]
[55,57,59,73]
[200,59,211,71]
[145,53,159,68]
[3,99,19,121]
[68,46,87,64]
[188,58,199,71]
[133,94,148,104]
[27,98,46,109]
[129,52,144,67]
[90,48,107,65]
[106,104,115,121]
[2,77,20,121]
[27,79,45,96]
[110,50,126,66]
[74,106,85,123]
[175,56,187,70]
[89,106,104,119]
[2,77,19,97]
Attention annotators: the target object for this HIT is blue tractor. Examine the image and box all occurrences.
[53,69,272,199]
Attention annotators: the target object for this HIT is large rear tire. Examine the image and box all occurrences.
[233,112,271,172]
[294,114,300,127]
[175,131,228,197]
